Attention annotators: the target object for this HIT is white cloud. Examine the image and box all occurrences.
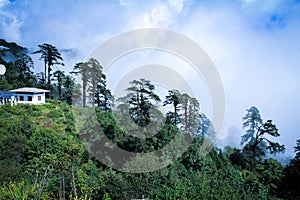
[119,0,127,7]
[0,0,9,8]
[1,17,22,41]
[168,0,185,13]
[128,4,173,28]
[147,4,173,27]
[0,1,23,42]
[125,0,188,29]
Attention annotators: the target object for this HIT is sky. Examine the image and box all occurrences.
[0,0,300,157]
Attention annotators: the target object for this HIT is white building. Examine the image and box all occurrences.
[9,87,50,104]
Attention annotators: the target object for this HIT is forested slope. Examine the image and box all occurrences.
[0,101,299,199]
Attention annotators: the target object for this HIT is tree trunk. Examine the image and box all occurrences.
[60,172,66,200]
[59,173,62,200]
[44,60,47,85]
[83,82,86,108]
[104,95,108,112]
[47,65,51,87]
[91,83,96,107]
[36,165,50,200]
[58,82,62,100]
[184,104,188,133]
[174,103,177,126]
[62,173,65,200]
[72,163,77,198]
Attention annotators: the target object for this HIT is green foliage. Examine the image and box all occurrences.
[102,193,112,200]
[279,140,300,199]
[0,95,295,200]
[256,158,283,194]
[0,159,26,182]
[0,181,50,200]
[75,160,101,198]
[0,103,85,198]
[209,166,245,199]
[242,170,269,199]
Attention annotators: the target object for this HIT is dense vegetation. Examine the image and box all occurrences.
[0,39,299,199]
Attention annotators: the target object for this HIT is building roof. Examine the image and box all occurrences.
[0,91,14,99]
[10,87,50,93]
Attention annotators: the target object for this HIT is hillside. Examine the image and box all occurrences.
[0,101,299,199]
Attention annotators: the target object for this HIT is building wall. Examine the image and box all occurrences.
[15,93,46,104]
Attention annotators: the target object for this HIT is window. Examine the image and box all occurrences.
[19,96,24,101]
[38,96,41,101]
[28,96,32,101]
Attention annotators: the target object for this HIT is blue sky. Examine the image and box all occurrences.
[1,0,300,157]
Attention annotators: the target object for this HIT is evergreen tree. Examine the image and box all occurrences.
[71,62,89,107]
[197,113,215,140]
[62,75,81,105]
[241,106,285,164]
[15,54,36,86]
[52,70,65,100]
[36,72,46,86]
[87,58,103,107]
[180,93,200,135]
[294,138,300,159]
[95,74,113,112]
[121,78,161,127]
[163,89,181,126]
[33,43,64,87]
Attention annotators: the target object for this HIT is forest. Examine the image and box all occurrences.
[0,39,300,199]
